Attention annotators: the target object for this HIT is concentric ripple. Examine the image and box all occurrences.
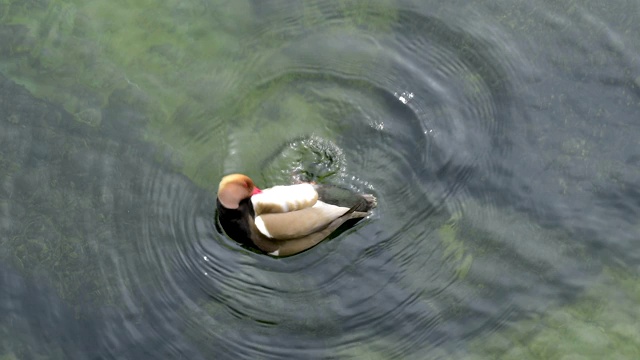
[98,5,545,359]
[144,6,530,358]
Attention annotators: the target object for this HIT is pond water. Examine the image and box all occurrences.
[1,0,639,359]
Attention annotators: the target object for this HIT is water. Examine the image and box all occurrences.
[1,0,639,359]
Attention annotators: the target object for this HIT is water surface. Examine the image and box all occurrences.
[1,0,639,359]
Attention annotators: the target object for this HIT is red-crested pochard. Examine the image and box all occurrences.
[216,174,376,256]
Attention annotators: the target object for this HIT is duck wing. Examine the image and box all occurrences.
[313,184,377,212]
[251,183,318,215]
[254,201,350,240]
[253,209,369,256]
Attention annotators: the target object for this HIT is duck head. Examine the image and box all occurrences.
[217,174,262,209]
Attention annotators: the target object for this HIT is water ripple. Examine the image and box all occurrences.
[168,6,526,357]
[4,0,639,358]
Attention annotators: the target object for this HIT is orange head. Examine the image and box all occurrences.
[217,174,262,209]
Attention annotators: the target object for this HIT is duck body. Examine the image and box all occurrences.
[216,174,376,256]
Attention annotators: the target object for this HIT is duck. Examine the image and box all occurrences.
[216,174,376,256]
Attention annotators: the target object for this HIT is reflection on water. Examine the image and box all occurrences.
[1,0,639,358]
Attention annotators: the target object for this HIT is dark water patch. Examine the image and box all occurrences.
[0,264,100,359]
[496,3,640,270]
[0,73,212,359]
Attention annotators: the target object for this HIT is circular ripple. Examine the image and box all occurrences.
[169,6,526,358]
[90,5,528,359]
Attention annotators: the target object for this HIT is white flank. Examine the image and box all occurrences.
[252,183,318,214]
[268,249,280,256]
[254,216,273,238]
